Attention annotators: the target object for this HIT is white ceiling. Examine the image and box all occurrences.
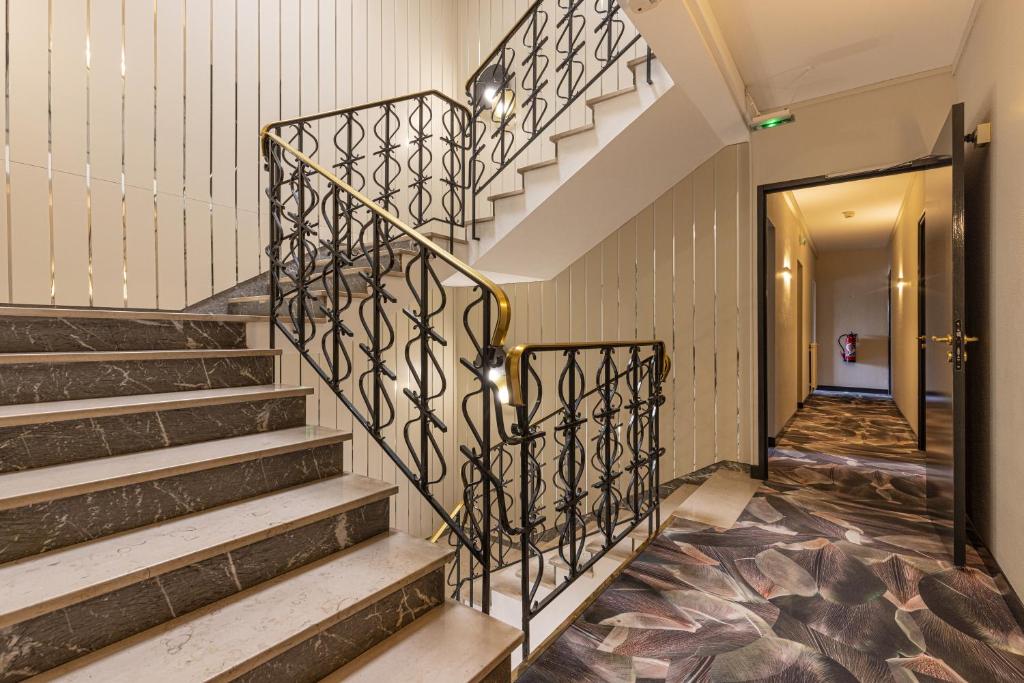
[706,0,976,110]
[790,173,918,252]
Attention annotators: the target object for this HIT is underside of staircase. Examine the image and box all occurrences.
[0,306,520,682]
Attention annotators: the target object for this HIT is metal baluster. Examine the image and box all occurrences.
[331,185,340,389]
[517,353,532,657]
[481,297,493,615]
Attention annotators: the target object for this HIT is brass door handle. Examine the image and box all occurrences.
[916,335,928,342]
[931,335,954,344]
[965,336,980,344]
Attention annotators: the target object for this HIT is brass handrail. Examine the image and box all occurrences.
[505,340,670,406]
[259,89,470,141]
[464,0,544,96]
[260,129,511,349]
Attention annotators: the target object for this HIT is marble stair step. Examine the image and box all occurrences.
[0,385,313,473]
[323,602,523,683]
[0,475,397,677]
[0,425,350,511]
[34,531,453,682]
[0,384,311,429]
[0,306,257,352]
[0,349,281,405]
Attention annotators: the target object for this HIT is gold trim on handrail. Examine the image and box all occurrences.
[464,0,544,96]
[505,340,670,407]
[429,501,465,543]
[260,130,511,349]
[259,89,470,144]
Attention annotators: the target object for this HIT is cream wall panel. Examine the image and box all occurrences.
[692,158,716,469]
[889,173,923,436]
[52,174,91,306]
[672,175,696,472]
[736,143,753,465]
[125,186,156,309]
[89,179,125,307]
[714,146,739,462]
[8,3,50,304]
[652,188,674,478]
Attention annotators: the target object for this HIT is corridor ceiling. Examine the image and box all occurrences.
[791,173,917,252]
[706,0,978,110]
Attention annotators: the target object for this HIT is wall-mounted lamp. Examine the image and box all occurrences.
[472,64,516,123]
[780,266,792,283]
[896,277,908,292]
[488,366,510,404]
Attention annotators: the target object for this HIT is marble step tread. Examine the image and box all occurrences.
[550,123,595,143]
[0,348,281,365]
[322,602,523,683]
[0,305,263,323]
[0,425,352,511]
[586,85,638,107]
[0,384,312,428]
[34,530,452,682]
[0,473,398,631]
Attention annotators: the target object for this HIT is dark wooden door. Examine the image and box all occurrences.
[923,102,968,566]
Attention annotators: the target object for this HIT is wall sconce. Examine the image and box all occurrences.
[780,266,792,283]
[896,277,908,291]
[472,64,516,123]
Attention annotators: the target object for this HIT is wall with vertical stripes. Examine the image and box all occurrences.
[495,142,754,481]
[0,0,463,309]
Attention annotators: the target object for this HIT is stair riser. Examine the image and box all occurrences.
[0,444,344,562]
[0,316,248,353]
[233,568,445,683]
[0,397,306,473]
[0,356,276,405]
[0,499,389,682]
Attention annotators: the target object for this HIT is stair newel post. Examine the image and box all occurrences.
[481,297,493,615]
[651,344,663,531]
[330,184,340,390]
[517,352,532,659]
[371,214,382,435]
[297,160,307,350]
[266,139,282,350]
[418,241,429,488]
[628,344,641,525]
[567,348,579,576]
[601,347,614,550]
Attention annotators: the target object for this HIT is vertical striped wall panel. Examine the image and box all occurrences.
[496,143,754,476]
[0,0,463,308]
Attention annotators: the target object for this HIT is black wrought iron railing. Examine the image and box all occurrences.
[466,0,652,235]
[261,119,511,612]
[260,0,658,648]
[503,341,667,657]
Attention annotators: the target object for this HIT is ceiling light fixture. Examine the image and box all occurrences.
[842,210,855,219]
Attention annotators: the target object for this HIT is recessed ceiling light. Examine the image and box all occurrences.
[842,210,855,219]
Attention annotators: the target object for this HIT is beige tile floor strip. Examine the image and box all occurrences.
[671,469,763,529]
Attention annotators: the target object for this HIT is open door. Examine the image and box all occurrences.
[923,102,969,566]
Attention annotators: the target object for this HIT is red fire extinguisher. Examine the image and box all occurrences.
[838,332,858,363]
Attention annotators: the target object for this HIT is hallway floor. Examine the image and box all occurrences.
[519,391,1024,681]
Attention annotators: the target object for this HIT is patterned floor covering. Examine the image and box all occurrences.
[520,391,1024,682]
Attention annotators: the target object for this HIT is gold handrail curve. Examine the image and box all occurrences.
[505,340,670,407]
[260,129,511,349]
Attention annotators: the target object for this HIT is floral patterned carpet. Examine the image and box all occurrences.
[519,391,1024,682]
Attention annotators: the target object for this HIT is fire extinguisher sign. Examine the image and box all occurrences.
[838,332,858,363]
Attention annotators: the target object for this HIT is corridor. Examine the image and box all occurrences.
[520,392,1024,681]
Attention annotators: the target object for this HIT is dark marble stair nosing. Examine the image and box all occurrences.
[0,394,309,472]
[0,425,352,511]
[0,352,281,405]
[0,384,312,429]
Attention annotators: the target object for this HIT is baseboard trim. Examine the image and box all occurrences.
[816,385,890,396]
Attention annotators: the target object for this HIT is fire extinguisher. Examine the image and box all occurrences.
[838,332,858,363]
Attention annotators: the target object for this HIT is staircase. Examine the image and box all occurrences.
[0,307,521,681]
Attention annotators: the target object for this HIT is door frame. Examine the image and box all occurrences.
[755,157,952,479]
[917,213,927,451]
